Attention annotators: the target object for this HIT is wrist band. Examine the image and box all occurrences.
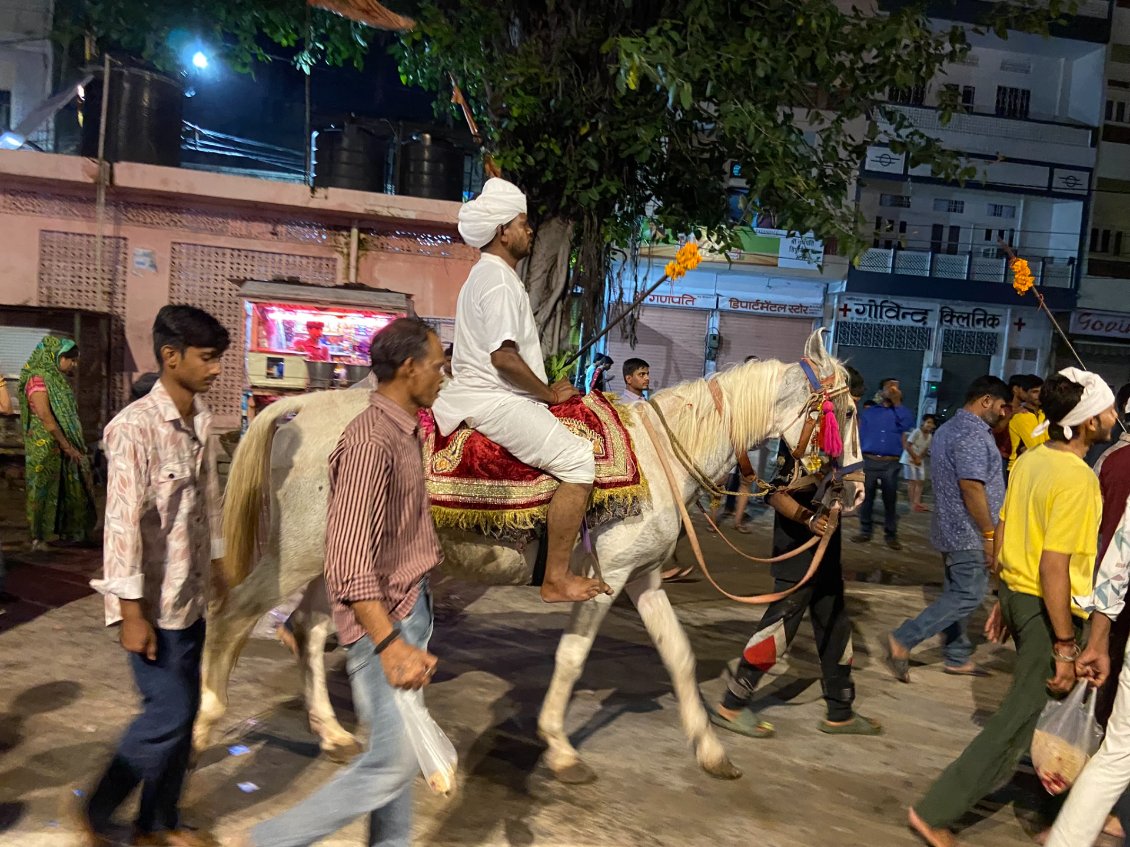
[374,628,401,654]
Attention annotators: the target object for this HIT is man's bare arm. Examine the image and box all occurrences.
[491,341,577,405]
[958,479,994,534]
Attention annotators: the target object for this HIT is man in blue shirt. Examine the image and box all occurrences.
[885,376,1010,682]
[853,377,915,549]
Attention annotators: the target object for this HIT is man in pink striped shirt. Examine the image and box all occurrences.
[243,317,446,847]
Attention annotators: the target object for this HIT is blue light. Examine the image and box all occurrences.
[191,51,209,70]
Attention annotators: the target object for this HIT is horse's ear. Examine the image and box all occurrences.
[804,328,832,369]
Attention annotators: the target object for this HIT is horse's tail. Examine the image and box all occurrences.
[220,394,316,595]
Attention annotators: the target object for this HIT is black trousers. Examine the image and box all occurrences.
[87,618,205,835]
[723,520,854,721]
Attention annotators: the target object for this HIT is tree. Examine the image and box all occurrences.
[391,0,1073,353]
[52,0,373,76]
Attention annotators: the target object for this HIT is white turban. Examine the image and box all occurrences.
[1033,367,1115,439]
[457,178,527,248]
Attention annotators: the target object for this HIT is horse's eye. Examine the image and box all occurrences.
[846,410,855,419]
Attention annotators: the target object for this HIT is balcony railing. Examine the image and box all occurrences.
[857,247,1076,289]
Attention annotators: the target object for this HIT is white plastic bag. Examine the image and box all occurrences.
[1030,681,1104,792]
[393,688,458,795]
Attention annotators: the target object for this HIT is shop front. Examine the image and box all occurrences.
[604,264,828,394]
[239,279,413,423]
[1064,309,1130,390]
[831,294,1051,419]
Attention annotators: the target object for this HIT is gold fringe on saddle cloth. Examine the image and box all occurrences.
[425,392,650,541]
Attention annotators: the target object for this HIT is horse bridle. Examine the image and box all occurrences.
[706,358,863,499]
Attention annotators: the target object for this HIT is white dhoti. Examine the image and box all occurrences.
[439,392,595,485]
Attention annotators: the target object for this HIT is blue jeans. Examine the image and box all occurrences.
[859,457,901,540]
[893,549,988,667]
[253,585,433,847]
[87,618,205,835]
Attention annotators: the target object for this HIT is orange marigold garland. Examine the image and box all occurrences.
[1011,258,1035,295]
[663,241,703,281]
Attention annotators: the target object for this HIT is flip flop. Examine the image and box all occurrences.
[819,713,882,735]
[885,632,911,683]
[943,664,990,678]
[708,705,775,739]
[733,523,752,534]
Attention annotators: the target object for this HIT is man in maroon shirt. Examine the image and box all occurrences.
[241,317,446,847]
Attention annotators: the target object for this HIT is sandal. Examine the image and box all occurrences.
[819,713,882,735]
[943,663,990,678]
[885,632,911,683]
[708,705,775,739]
[733,522,752,534]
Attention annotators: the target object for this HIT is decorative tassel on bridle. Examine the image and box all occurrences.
[820,398,843,458]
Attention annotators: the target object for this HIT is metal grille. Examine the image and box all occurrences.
[37,231,130,407]
[168,244,338,421]
[942,329,998,356]
[834,321,932,350]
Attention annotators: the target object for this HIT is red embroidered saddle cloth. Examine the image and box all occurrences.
[418,391,648,540]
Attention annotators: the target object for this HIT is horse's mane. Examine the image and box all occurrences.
[650,359,787,453]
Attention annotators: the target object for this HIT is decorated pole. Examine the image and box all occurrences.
[1001,241,1087,370]
[558,242,702,373]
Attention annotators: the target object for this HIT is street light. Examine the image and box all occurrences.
[191,51,209,70]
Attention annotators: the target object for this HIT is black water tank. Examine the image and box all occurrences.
[313,123,389,192]
[398,133,465,201]
[81,65,183,167]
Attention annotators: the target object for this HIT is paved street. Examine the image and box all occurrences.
[1,491,1053,847]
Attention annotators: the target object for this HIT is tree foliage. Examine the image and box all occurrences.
[53,0,373,74]
[390,0,1074,350]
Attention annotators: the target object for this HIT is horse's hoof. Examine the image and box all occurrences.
[322,738,363,764]
[550,759,598,785]
[703,757,742,780]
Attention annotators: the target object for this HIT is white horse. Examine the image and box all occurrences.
[195,329,863,783]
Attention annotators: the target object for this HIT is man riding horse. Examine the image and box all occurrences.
[432,177,612,603]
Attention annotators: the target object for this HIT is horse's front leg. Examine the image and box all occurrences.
[290,578,363,763]
[537,580,621,784]
[625,567,741,780]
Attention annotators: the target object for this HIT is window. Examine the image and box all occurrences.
[0,91,9,131]
[942,83,976,111]
[987,203,1016,219]
[1108,99,1115,121]
[1120,102,1127,124]
[1091,228,1122,255]
[933,198,965,214]
[873,217,907,249]
[931,224,961,254]
[995,86,1031,119]
[889,84,926,106]
[1000,58,1032,74]
[880,193,911,208]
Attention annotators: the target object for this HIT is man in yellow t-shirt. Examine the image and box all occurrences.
[1008,374,1048,471]
[911,368,1118,846]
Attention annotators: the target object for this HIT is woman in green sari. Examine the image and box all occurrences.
[18,336,95,550]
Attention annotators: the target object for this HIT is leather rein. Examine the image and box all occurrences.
[639,359,861,605]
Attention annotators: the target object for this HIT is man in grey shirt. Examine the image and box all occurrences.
[886,375,1011,681]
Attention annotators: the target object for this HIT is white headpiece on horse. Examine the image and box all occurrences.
[458,178,527,248]
[1032,367,1114,440]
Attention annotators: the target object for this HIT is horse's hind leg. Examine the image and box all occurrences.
[625,568,741,780]
[289,578,362,762]
[193,556,289,758]
[537,587,618,784]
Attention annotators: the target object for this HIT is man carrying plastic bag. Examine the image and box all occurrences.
[237,318,449,847]
[1046,392,1130,847]
[909,370,1118,847]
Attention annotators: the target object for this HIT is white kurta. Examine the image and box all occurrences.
[432,253,594,485]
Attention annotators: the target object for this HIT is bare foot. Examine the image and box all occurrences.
[908,808,957,847]
[540,575,612,603]
[276,624,299,657]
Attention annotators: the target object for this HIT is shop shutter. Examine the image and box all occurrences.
[716,313,816,369]
[606,305,708,393]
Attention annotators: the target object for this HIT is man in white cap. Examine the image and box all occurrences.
[433,178,611,603]
[910,368,1118,847]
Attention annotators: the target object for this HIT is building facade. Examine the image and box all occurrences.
[839,3,1109,415]
[1070,0,1130,390]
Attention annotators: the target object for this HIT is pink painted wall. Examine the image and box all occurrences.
[0,150,479,426]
